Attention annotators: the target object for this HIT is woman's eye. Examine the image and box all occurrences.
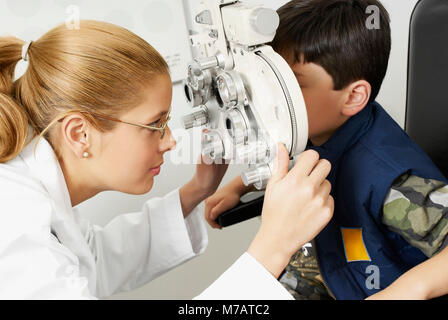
[148,118,161,127]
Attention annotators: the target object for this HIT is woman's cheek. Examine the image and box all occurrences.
[140,138,160,168]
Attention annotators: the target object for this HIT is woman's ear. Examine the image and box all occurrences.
[60,114,91,159]
[341,80,372,117]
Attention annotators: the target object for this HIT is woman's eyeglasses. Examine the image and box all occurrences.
[58,108,172,139]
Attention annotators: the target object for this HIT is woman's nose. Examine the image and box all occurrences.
[159,126,176,152]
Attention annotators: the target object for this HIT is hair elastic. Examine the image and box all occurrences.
[21,41,33,62]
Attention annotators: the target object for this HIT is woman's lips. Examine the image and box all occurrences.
[149,165,161,176]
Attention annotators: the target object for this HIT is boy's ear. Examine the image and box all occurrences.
[341,80,372,117]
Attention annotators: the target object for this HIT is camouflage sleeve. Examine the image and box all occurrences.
[382,173,448,258]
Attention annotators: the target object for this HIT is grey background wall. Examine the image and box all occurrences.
[73,0,419,299]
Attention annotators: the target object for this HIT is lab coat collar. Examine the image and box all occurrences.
[18,133,97,294]
[20,135,73,213]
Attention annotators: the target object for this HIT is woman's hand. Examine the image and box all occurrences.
[191,154,229,199]
[248,143,334,278]
[179,153,229,218]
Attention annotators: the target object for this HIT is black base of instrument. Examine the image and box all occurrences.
[216,195,265,228]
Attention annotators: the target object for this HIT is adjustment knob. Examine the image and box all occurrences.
[242,164,271,189]
[182,106,209,129]
[216,71,245,109]
[187,63,212,92]
[241,169,260,186]
[196,56,219,70]
[217,73,238,108]
[202,131,225,160]
[184,81,204,107]
[250,8,280,36]
[225,108,247,145]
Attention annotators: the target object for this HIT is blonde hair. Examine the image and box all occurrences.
[0,20,169,163]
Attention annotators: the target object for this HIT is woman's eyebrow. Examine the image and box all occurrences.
[146,111,168,123]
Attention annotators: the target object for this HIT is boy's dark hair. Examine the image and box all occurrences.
[271,0,391,102]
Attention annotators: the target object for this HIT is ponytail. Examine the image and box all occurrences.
[0,37,30,163]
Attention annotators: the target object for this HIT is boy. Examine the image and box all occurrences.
[205,0,448,299]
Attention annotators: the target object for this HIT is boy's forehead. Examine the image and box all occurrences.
[280,48,301,66]
[282,51,311,75]
[291,60,313,76]
[278,49,332,83]
[291,61,335,89]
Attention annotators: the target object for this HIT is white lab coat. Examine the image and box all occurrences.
[0,135,293,300]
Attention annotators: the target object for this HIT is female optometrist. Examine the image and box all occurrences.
[0,20,333,299]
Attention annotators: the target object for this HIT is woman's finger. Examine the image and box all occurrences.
[314,180,334,223]
[288,150,320,179]
[318,179,332,197]
[270,143,290,184]
[309,159,332,186]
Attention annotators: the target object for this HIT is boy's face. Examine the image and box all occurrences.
[289,59,349,146]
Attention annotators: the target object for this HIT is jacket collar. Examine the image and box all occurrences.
[307,101,377,165]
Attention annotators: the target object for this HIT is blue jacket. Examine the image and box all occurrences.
[308,102,448,299]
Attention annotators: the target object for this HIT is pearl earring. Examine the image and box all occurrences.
[83,151,90,158]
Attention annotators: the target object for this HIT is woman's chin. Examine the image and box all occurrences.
[121,178,154,195]
[145,179,155,193]
[140,178,155,194]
